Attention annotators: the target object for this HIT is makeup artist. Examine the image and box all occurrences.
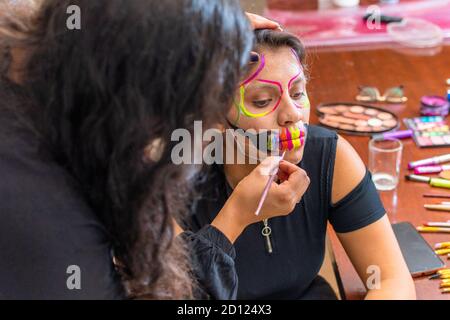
[0,0,304,299]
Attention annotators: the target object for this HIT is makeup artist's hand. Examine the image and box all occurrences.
[245,12,283,31]
[211,156,309,243]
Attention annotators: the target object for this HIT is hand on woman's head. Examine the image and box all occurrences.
[245,12,282,31]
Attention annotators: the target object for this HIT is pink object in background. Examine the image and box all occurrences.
[265,0,450,48]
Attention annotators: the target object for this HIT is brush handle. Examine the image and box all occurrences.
[255,151,286,216]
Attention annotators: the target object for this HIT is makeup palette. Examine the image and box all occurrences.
[316,102,399,135]
[404,116,450,148]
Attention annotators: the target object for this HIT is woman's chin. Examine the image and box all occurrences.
[282,146,304,165]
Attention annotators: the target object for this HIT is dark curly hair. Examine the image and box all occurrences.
[0,0,252,298]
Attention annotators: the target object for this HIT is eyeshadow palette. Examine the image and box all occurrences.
[316,102,399,136]
[404,116,450,148]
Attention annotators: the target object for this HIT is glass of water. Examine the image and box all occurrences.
[369,137,403,191]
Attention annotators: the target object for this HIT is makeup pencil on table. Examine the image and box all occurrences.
[417,226,450,233]
[408,154,450,169]
[406,174,450,189]
[437,269,450,274]
[415,164,450,175]
[424,222,450,228]
[429,272,450,279]
[424,204,450,212]
[435,248,450,255]
[430,269,450,279]
[435,242,450,249]
[423,193,450,199]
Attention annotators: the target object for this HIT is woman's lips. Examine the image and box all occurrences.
[279,126,306,151]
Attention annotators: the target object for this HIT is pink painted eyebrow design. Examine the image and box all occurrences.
[291,48,300,63]
[255,79,283,94]
[255,69,304,93]
[288,70,304,90]
[240,54,266,86]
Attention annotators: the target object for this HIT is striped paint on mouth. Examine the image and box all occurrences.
[279,126,306,151]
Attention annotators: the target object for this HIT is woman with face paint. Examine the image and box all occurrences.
[187,30,416,300]
[0,0,304,300]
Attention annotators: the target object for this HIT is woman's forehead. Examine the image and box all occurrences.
[251,47,304,84]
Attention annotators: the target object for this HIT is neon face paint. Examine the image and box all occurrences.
[288,48,310,111]
[231,123,307,154]
[279,125,306,151]
[240,54,266,87]
[236,53,308,119]
[266,124,307,152]
[288,70,310,110]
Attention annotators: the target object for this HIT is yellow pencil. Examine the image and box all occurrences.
[435,248,450,255]
[442,288,450,293]
[435,241,450,249]
[417,226,450,233]
[438,269,450,275]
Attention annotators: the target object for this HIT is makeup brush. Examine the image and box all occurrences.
[255,151,286,216]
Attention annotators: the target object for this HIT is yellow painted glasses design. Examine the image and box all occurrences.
[235,51,310,122]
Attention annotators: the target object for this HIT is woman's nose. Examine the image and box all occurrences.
[277,96,303,126]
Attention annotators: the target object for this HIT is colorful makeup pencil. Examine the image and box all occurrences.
[406,174,450,189]
[414,164,450,175]
[435,242,450,249]
[437,269,450,275]
[425,222,450,228]
[372,130,413,140]
[423,193,450,199]
[435,248,450,255]
[408,154,450,169]
[417,226,450,233]
[424,204,450,212]
[429,273,450,280]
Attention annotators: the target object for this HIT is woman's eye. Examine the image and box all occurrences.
[252,99,272,108]
[291,92,304,99]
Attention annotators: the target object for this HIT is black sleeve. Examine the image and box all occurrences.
[181,225,238,300]
[0,112,125,299]
[328,169,386,233]
[0,201,125,300]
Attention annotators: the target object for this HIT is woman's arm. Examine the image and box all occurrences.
[332,136,416,300]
